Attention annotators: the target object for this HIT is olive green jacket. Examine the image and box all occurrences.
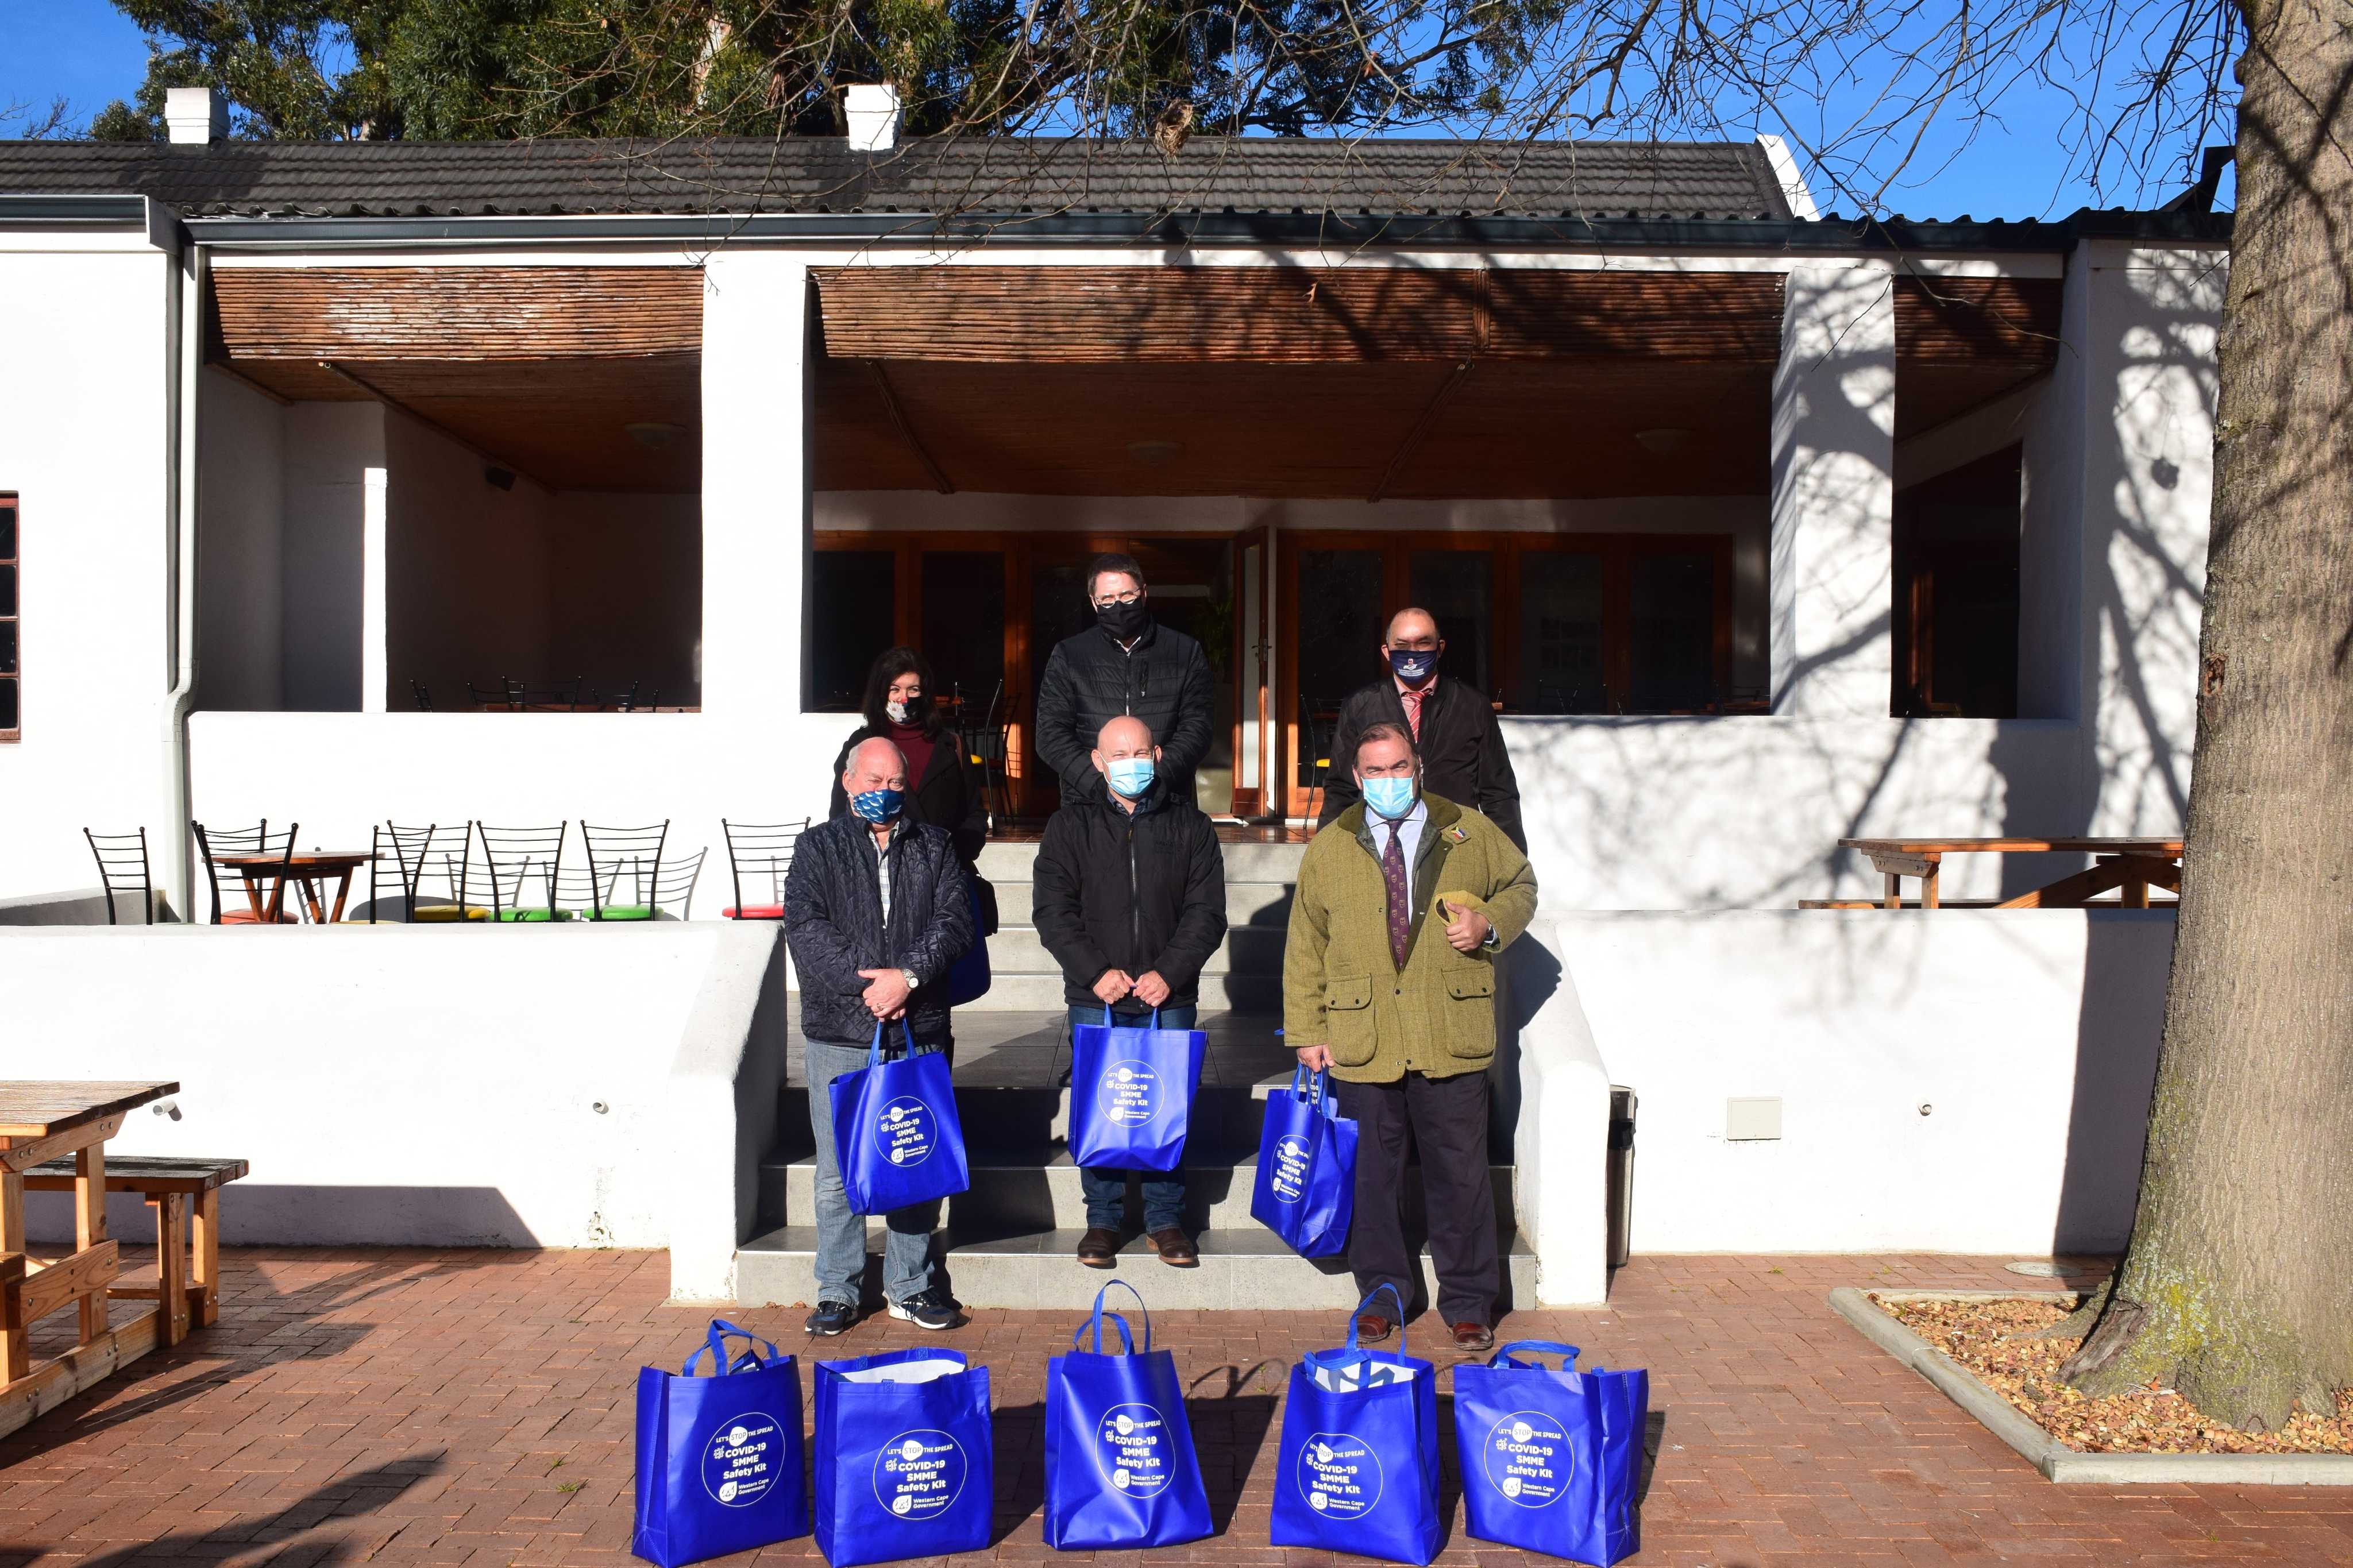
[1282,794,1538,1083]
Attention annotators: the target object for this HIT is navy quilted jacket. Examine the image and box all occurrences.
[784,814,973,1044]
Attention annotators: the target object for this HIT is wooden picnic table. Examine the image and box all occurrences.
[1827,837,2185,910]
[215,848,376,924]
[1,1079,178,1438]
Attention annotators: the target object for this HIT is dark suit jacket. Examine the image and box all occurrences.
[1317,677,1526,849]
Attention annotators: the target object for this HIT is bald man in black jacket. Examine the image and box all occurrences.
[1317,607,1526,849]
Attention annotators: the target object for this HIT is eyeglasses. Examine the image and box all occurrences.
[1093,590,1143,607]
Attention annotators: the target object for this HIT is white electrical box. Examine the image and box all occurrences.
[1726,1096,1783,1141]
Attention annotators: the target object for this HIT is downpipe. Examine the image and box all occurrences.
[160,213,203,920]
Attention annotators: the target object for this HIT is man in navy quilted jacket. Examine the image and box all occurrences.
[785,736,974,1338]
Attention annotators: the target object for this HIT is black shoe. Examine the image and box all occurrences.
[888,1288,965,1331]
[805,1300,858,1337]
[1076,1227,1121,1268]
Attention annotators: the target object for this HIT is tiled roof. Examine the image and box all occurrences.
[0,136,1795,221]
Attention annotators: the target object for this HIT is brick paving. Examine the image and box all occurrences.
[3,1249,2350,1567]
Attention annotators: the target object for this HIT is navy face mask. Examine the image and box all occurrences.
[1388,648,1437,686]
[851,788,905,824]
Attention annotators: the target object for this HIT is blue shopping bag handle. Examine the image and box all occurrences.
[1075,1278,1153,1354]
[1305,1286,1409,1388]
[1099,1003,1164,1029]
[682,1318,782,1376]
[1286,1063,1337,1117]
[1491,1339,1582,1369]
[865,1016,921,1068]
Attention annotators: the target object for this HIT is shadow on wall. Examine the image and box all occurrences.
[24,1184,540,1250]
[2052,911,2173,1252]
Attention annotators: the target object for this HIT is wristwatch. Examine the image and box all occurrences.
[900,967,921,991]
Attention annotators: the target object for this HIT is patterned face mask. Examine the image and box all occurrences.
[885,700,912,725]
[1387,648,1436,685]
[851,788,905,824]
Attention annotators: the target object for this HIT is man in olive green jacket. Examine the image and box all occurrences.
[1284,720,1538,1350]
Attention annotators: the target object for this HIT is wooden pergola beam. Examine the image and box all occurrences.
[866,360,955,495]
[1368,359,1475,504]
[315,361,557,495]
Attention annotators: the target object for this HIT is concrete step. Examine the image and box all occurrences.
[955,971,1287,1011]
[978,839,1308,883]
[983,924,1284,978]
[734,1224,1537,1310]
[993,880,1296,929]
[761,1150,1516,1233]
[777,1082,1300,1159]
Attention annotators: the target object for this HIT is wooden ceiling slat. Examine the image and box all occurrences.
[211,267,701,363]
[1893,276,2062,364]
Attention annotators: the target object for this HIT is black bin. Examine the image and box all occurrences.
[1606,1086,1637,1269]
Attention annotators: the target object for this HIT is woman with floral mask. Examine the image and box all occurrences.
[828,647,986,867]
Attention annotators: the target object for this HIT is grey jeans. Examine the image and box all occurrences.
[804,1036,945,1308]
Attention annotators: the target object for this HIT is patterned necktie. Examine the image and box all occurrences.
[1382,821,1411,968]
[1401,687,1425,740]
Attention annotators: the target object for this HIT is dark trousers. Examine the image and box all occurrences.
[1333,1069,1498,1327]
[1069,1003,1195,1231]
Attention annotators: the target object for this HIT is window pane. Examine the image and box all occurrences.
[0,677,15,731]
[0,620,14,675]
[1518,551,1604,712]
[1628,551,1716,711]
[1296,550,1383,785]
[0,564,14,617]
[809,550,895,712]
[1407,550,1490,697]
[0,501,14,559]
[920,551,1005,714]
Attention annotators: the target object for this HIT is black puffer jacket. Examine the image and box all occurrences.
[1032,782,1228,1007]
[784,815,974,1045]
[1033,621,1215,804]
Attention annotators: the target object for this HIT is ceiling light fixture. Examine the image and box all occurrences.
[1127,439,1184,466]
[625,421,691,450]
[1633,427,1694,455]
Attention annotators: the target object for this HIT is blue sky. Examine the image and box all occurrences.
[2,0,2231,219]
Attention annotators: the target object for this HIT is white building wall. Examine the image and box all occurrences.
[195,368,284,710]
[0,235,178,895]
[278,401,384,710]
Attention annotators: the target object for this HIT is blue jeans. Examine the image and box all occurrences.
[805,1035,945,1308]
[1069,1004,1195,1233]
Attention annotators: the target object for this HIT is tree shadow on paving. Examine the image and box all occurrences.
[0,1257,474,1467]
[1187,1361,1282,1535]
[0,1454,446,1568]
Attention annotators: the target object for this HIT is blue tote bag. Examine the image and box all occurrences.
[1044,1281,1213,1550]
[1251,1065,1357,1257]
[631,1320,809,1567]
[1268,1286,1442,1566]
[828,1019,971,1214]
[813,1347,994,1567]
[945,876,992,1006]
[1455,1341,1649,1566]
[1068,1006,1206,1172]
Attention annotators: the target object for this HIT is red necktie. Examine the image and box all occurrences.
[1402,688,1425,740]
[1382,822,1410,968]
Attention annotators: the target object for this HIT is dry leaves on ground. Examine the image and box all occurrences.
[1873,1295,2353,1454]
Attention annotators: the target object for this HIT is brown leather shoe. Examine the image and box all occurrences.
[1076,1227,1120,1268]
[1353,1312,1396,1345]
[1451,1320,1496,1351]
[1148,1227,1199,1267]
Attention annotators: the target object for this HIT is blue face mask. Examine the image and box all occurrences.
[1388,648,1436,686]
[851,787,904,824]
[1106,757,1156,797]
[1361,775,1418,820]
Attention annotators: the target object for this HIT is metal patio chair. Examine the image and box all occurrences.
[578,820,669,921]
[370,822,488,922]
[510,677,585,712]
[719,818,809,920]
[960,681,1016,831]
[192,819,300,925]
[476,821,569,922]
[82,827,156,925]
[1294,692,1345,830]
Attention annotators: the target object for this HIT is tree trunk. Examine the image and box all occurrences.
[2061,0,2353,1430]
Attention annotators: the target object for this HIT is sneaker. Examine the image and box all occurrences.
[805,1299,858,1337]
[888,1288,965,1331]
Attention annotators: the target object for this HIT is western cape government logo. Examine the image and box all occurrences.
[1482,1410,1575,1506]
[877,1096,937,1167]
[874,1428,967,1519]
[1094,1403,1174,1496]
[1295,1430,1382,1516]
[700,1411,784,1508]
[1269,1133,1313,1202]
[1096,1059,1163,1127]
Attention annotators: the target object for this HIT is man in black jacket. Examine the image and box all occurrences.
[1032,715,1228,1269]
[784,736,975,1338]
[1318,607,1526,849]
[1033,553,1216,810]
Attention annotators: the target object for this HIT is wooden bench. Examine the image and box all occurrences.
[22,1156,245,1346]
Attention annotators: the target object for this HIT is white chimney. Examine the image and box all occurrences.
[165,86,228,145]
[844,84,901,153]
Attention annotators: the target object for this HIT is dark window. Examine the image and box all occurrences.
[808,549,895,712]
[1894,446,2021,717]
[1295,549,1383,785]
[0,493,16,739]
[1408,550,1492,698]
[1629,549,1719,711]
[919,550,1005,710]
[1517,550,1606,713]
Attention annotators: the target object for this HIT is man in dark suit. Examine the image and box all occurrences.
[1317,607,1525,849]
